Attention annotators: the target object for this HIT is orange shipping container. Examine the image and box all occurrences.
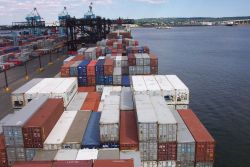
[0,134,8,167]
[71,55,85,61]
[104,58,114,75]
[61,61,75,77]
[81,92,101,112]
[78,86,96,92]
[87,60,97,76]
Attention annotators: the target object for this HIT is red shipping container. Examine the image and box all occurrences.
[128,54,136,66]
[178,109,215,162]
[150,66,158,75]
[158,142,177,161]
[87,75,96,86]
[61,61,75,77]
[120,112,139,150]
[149,54,158,67]
[78,86,96,92]
[87,60,97,76]
[96,47,102,58]
[94,160,134,167]
[71,55,85,61]
[12,161,53,167]
[81,92,101,112]
[52,160,92,167]
[104,58,114,75]
[0,134,8,167]
[22,99,64,148]
[143,46,150,54]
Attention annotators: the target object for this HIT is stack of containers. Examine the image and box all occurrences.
[95,59,105,85]
[0,134,7,167]
[131,76,147,95]
[61,61,75,77]
[151,96,177,167]
[78,60,90,86]
[135,54,144,75]
[142,53,151,75]
[87,60,97,86]
[22,99,64,149]
[84,47,96,60]
[166,75,189,109]
[121,56,128,75]
[3,96,48,166]
[43,110,78,150]
[149,54,158,75]
[82,112,101,149]
[62,111,91,149]
[81,92,100,112]
[70,61,82,77]
[100,95,120,148]
[171,109,195,166]
[121,75,130,87]
[134,94,158,167]
[104,58,114,85]
[178,109,215,167]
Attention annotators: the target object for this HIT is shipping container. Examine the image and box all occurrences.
[52,160,92,167]
[120,151,141,167]
[141,161,157,167]
[11,78,43,109]
[63,56,75,64]
[121,75,130,87]
[76,149,98,160]
[84,47,96,59]
[176,161,195,167]
[154,75,175,105]
[25,148,36,161]
[113,67,122,85]
[195,162,213,167]
[95,59,105,76]
[32,150,57,161]
[81,92,100,112]
[151,96,177,142]
[0,134,7,167]
[143,76,161,96]
[120,112,138,150]
[149,54,158,67]
[12,161,53,167]
[82,112,101,149]
[78,86,96,92]
[62,111,91,149]
[135,54,143,66]
[6,147,26,166]
[104,58,114,75]
[170,109,195,163]
[54,149,78,160]
[134,94,157,142]
[158,161,176,167]
[158,142,177,161]
[70,61,82,77]
[131,76,147,95]
[22,99,64,148]
[128,54,136,66]
[0,113,14,134]
[166,75,189,105]
[101,86,121,102]
[100,96,120,144]
[61,61,75,77]
[87,60,97,76]
[43,111,78,150]
[178,109,215,162]
[139,141,157,161]
[93,159,134,167]
[3,96,48,147]
[120,87,134,111]
[66,92,88,111]
[121,56,128,67]
[97,148,119,159]
[78,60,90,77]
[114,56,122,67]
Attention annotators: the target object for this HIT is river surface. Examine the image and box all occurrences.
[132,26,250,167]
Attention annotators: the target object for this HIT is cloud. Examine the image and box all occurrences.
[134,0,167,4]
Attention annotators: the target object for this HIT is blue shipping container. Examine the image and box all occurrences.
[96,75,105,85]
[122,75,130,87]
[78,76,88,86]
[104,76,113,85]
[95,59,105,75]
[77,60,90,76]
[82,112,101,149]
[101,142,120,149]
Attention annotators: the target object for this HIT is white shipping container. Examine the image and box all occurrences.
[84,47,96,60]
[141,161,158,167]
[43,110,77,150]
[121,56,128,67]
[134,94,157,142]
[115,56,122,67]
[166,75,189,105]
[158,161,176,167]
[139,142,158,161]
[66,92,88,111]
[136,66,144,75]
[98,101,104,112]
[135,54,144,66]
[151,96,177,142]
[63,56,75,64]
[51,78,78,107]
[100,96,120,142]
[101,87,113,101]
[154,75,175,105]
[120,87,134,111]
[120,151,141,167]
[143,76,161,96]
[143,66,151,75]
[97,148,120,159]
[96,85,105,92]
[76,149,98,160]
[113,67,122,85]
[175,104,188,110]
[129,66,136,75]
[132,76,147,95]
[142,53,150,66]
[0,114,14,134]
[54,149,78,160]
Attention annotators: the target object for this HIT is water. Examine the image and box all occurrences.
[132,26,250,167]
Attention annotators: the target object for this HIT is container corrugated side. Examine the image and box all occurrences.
[154,75,175,105]
[132,76,147,94]
[3,96,48,147]
[6,147,26,166]
[97,148,119,159]
[12,161,53,167]
[171,109,195,163]
[43,111,78,150]
[120,87,134,111]
[62,111,91,149]
[120,150,141,167]
[134,94,157,142]
[141,161,158,167]
[158,161,176,167]
[11,78,43,109]
[32,150,57,161]
[66,92,88,111]
[52,160,93,167]
[82,112,101,149]
[54,149,78,160]
[143,76,161,96]
[151,96,177,142]
[139,141,158,161]
[166,75,189,105]
[178,109,215,162]
[93,160,134,167]
[76,149,98,160]
[0,134,7,167]
[0,113,14,134]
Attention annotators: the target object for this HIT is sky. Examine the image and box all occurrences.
[0,0,250,25]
